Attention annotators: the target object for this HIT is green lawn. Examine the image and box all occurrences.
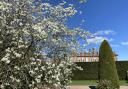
[119,80,128,86]
[70,80,128,86]
[70,80,97,85]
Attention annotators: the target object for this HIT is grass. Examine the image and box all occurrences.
[70,80,97,85]
[119,80,128,86]
[70,80,128,86]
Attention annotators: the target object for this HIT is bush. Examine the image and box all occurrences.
[72,62,128,80]
[98,40,120,89]
[116,61,128,80]
[97,80,115,89]
[72,62,98,80]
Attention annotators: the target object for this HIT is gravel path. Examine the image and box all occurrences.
[68,86,128,89]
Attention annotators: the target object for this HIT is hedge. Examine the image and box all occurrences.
[72,61,128,80]
[98,40,119,89]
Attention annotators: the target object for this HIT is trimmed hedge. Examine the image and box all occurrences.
[98,40,119,89]
[116,61,128,80]
[72,61,128,80]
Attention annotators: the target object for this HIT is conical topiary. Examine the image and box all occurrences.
[98,40,120,89]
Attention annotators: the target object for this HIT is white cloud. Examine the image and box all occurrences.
[87,36,114,44]
[87,29,116,44]
[121,41,128,45]
[94,29,116,36]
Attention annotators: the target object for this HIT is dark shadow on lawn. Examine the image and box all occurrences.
[89,86,96,89]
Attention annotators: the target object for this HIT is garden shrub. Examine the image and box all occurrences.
[97,80,115,89]
[98,40,120,89]
[72,62,128,80]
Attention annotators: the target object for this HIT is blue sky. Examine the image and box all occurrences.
[66,0,128,61]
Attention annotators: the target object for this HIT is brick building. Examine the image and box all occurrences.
[70,48,118,62]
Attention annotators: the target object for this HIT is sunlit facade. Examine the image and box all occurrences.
[70,48,118,62]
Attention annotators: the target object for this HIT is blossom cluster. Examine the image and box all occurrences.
[0,0,86,89]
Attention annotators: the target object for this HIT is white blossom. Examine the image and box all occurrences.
[29,70,35,75]
[0,0,88,89]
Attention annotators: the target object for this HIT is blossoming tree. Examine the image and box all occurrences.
[0,0,88,89]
